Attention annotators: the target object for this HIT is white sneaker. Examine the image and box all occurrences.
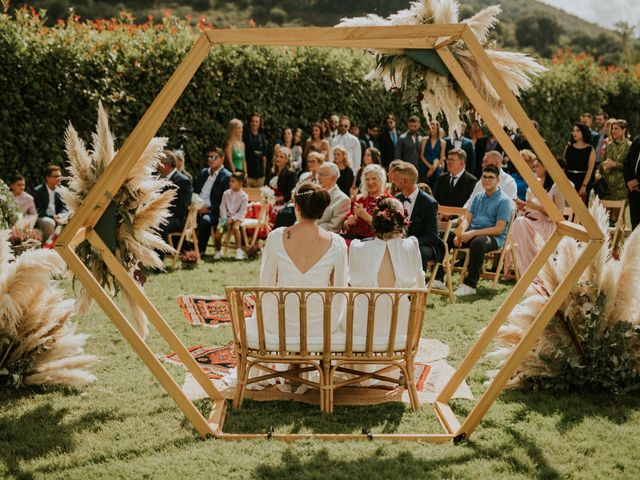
[235,249,247,260]
[454,284,476,297]
[214,250,223,260]
[431,280,447,290]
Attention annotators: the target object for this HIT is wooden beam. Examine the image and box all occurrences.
[556,220,591,243]
[435,402,461,435]
[459,26,603,240]
[215,433,455,443]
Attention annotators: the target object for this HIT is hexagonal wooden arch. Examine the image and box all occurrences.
[55,24,604,442]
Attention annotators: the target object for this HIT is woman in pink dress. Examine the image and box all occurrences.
[511,159,567,273]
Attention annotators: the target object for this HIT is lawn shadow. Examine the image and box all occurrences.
[0,401,121,479]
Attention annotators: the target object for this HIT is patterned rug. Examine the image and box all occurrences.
[177,295,253,328]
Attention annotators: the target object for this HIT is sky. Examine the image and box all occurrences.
[538,0,640,33]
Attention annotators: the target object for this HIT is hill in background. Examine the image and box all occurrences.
[11,1,640,64]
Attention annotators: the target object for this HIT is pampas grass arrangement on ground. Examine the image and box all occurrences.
[337,0,545,135]
[59,102,176,339]
[487,199,640,393]
[0,231,97,388]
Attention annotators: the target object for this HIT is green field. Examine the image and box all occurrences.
[1,257,639,479]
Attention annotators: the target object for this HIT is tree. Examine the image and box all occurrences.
[515,13,563,57]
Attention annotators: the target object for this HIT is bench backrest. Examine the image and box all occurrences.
[225,286,428,358]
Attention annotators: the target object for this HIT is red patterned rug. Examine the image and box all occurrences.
[164,343,432,388]
[177,295,253,328]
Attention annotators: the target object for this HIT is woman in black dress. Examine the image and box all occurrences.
[563,123,595,203]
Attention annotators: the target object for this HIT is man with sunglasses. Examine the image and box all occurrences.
[451,164,514,297]
[34,164,67,241]
[329,115,362,172]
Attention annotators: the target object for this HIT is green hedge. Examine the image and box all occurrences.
[2,11,640,186]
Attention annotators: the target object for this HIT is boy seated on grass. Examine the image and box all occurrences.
[214,171,249,260]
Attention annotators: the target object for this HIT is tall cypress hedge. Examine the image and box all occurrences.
[2,10,639,186]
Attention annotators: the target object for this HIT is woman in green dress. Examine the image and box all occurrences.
[224,118,247,174]
[599,119,631,200]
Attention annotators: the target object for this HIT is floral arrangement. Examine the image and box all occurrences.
[0,179,20,230]
[0,230,97,388]
[260,185,276,205]
[59,102,176,339]
[8,216,42,255]
[337,0,545,135]
[180,249,200,268]
[486,199,640,393]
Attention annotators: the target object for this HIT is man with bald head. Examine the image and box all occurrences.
[316,162,350,233]
[463,150,517,209]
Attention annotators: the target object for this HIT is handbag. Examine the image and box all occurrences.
[593,177,609,199]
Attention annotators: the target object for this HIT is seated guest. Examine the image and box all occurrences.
[511,158,567,272]
[351,147,381,198]
[174,149,193,183]
[297,151,324,186]
[194,148,230,255]
[33,165,67,241]
[507,149,537,201]
[158,150,193,245]
[342,164,390,243]
[268,147,298,206]
[214,172,249,260]
[464,150,517,209]
[386,159,405,196]
[434,148,477,208]
[332,146,354,197]
[450,164,514,296]
[9,173,36,216]
[392,161,445,267]
[317,162,350,233]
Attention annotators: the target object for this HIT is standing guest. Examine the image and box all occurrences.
[598,118,616,162]
[268,147,298,206]
[352,147,381,197]
[378,114,399,170]
[195,148,231,255]
[174,149,193,183]
[243,112,269,187]
[594,111,609,165]
[342,164,390,242]
[391,162,444,268]
[451,164,514,297]
[223,118,247,174]
[475,129,501,178]
[394,115,422,169]
[580,112,599,148]
[330,116,362,172]
[434,148,477,209]
[598,119,631,201]
[8,173,36,216]
[350,124,368,163]
[419,120,445,186]
[445,127,476,175]
[276,127,294,152]
[158,150,193,245]
[511,159,567,272]
[624,135,640,230]
[316,162,350,233]
[214,172,249,260]
[563,122,595,203]
[321,118,332,140]
[328,115,340,139]
[298,152,325,186]
[302,123,330,170]
[464,151,518,209]
[362,123,379,154]
[291,128,304,172]
[33,165,67,240]
[332,146,354,197]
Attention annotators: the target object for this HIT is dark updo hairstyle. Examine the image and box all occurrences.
[371,196,408,240]
[294,182,331,220]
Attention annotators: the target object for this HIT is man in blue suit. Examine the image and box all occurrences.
[392,161,445,267]
[158,150,193,247]
[194,148,231,256]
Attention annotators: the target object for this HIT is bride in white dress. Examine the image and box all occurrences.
[348,196,425,385]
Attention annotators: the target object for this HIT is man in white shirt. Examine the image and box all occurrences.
[464,150,517,209]
[317,162,350,233]
[330,115,362,172]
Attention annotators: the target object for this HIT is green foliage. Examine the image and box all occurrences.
[514,13,563,58]
[0,11,401,185]
[0,179,20,229]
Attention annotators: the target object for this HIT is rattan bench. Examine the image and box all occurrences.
[225,286,429,413]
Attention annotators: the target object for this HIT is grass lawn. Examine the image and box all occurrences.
[1,256,639,479]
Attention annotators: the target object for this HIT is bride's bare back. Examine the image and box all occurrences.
[283,223,333,274]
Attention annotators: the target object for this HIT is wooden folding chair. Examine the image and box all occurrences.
[168,203,200,268]
[240,199,271,249]
[600,199,627,254]
[426,206,466,303]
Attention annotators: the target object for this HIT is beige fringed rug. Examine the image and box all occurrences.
[172,339,474,406]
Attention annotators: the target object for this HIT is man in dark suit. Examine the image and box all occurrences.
[394,115,422,170]
[158,150,193,245]
[434,148,477,208]
[33,164,67,240]
[392,161,445,267]
[378,114,399,170]
[624,135,640,230]
[194,148,231,255]
[444,128,476,176]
